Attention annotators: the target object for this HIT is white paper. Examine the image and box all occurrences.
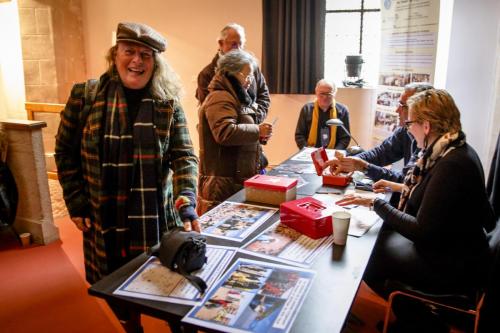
[239,222,333,267]
[200,201,278,242]
[182,258,315,333]
[113,245,237,305]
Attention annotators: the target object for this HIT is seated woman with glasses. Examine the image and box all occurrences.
[337,89,495,301]
[197,50,273,214]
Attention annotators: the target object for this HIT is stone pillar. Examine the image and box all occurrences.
[2,119,59,244]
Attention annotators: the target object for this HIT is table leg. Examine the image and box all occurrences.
[107,301,143,333]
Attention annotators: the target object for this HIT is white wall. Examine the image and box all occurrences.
[81,0,264,160]
[446,0,500,169]
[80,0,500,170]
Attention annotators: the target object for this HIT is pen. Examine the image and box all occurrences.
[271,117,278,126]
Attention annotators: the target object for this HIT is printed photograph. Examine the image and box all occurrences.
[200,202,277,241]
[244,224,300,256]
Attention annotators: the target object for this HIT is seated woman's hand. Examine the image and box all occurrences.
[372,179,404,193]
[336,193,373,207]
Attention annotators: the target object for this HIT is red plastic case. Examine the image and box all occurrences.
[244,175,298,205]
[280,197,333,239]
[311,148,351,187]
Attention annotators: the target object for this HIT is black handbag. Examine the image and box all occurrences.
[157,228,208,293]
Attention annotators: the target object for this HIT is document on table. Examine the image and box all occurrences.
[289,147,338,162]
[199,201,278,242]
[239,222,333,267]
[182,258,315,333]
[113,245,237,305]
[313,193,382,237]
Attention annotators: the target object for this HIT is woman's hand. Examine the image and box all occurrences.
[372,179,404,193]
[336,193,373,207]
[71,216,91,232]
[258,122,273,139]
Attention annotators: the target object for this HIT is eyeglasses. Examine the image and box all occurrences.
[238,72,253,82]
[404,120,417,129]
[318,92,334,97]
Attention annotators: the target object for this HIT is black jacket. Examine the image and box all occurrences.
[295,102,351,150]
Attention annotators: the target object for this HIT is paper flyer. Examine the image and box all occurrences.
[113,245,237,305]
[200,201,278,242]
[239,222,333,267]
[182,258,315,333]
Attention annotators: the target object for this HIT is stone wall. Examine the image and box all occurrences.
[18,0,86,104]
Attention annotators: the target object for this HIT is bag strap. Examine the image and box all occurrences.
[74,79,99,151]
[177,261,207,294]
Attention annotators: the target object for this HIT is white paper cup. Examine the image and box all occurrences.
[332,211,351,245]
[20,232,31,247]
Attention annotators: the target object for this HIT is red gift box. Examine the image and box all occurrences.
[280,197,333,239]
[311,148,351,187]
[244,174,298,205]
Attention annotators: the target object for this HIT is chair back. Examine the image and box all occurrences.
[479,219,500,331]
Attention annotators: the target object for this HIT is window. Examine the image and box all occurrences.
[324,0,381,86]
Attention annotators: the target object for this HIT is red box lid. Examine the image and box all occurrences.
[244,174,298,191]
[311,148,328,176]
[280,197,332,219]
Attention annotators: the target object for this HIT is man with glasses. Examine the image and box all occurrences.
[196,23,270,124]
[328,82,434,182]
[295,79,351,150]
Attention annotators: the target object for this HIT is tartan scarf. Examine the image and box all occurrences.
[100,77,160,261]
[399,131,465,211]
[307,101,338,148]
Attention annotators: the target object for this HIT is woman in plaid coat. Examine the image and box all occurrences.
[55,22,199,284]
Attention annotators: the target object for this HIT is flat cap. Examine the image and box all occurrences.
[116,22,167,53]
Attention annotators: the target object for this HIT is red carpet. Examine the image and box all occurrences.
[0,217,169,333]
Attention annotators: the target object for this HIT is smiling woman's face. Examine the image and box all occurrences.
[115,42,155,89]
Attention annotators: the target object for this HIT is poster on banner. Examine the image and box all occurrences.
[373,0,440,144]
[199,201,278,242]
[113,245,237,305]
[240,222,333,267]
[182,258,315,333]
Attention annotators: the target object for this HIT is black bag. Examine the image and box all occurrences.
[157,228,208,293]
[0,160,18,226]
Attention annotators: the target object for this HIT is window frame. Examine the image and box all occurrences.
[325,0,380,55]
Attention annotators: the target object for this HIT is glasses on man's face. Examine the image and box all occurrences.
[238,72,253,82]
[318,92,334,98]
[404,120,417,129]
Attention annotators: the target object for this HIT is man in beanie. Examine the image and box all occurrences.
[55,22,200,287]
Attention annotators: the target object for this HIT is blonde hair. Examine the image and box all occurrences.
[105,45,183,104]
[407,89,462,135]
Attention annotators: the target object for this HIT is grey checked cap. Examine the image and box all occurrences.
[116,22,167,53]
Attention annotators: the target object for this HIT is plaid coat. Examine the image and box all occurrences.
[55,74,198,283]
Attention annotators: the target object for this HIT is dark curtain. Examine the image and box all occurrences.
[262,0,326,94]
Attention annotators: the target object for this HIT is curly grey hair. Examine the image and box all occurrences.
[216,49,257,77]
[218,23,246,49]
[105,45,183,104]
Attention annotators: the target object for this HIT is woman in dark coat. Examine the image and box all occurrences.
[197,50,273,214]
